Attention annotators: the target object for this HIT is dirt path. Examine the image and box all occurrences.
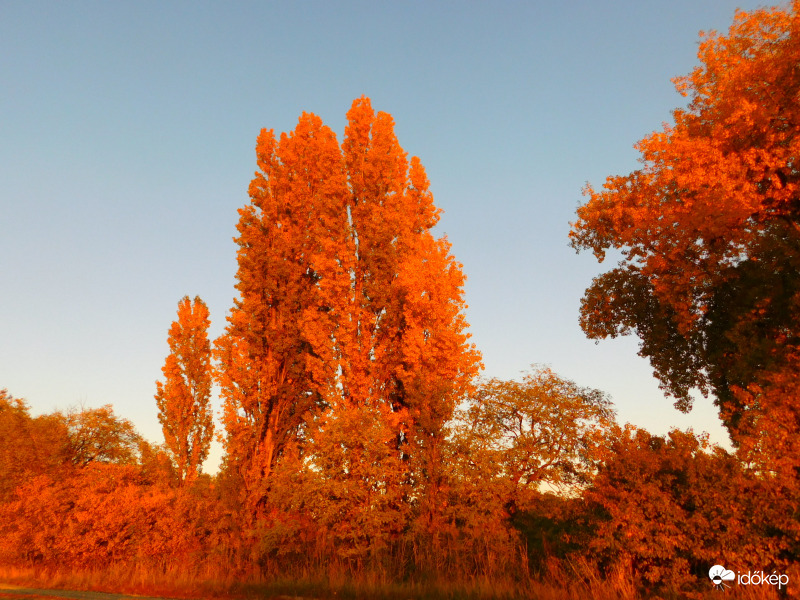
[0,584,168,600]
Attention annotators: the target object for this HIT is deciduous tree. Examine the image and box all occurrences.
[216,97,481,521]
[583,426,799,592]
[266,402,409,566]
[340,99,481,545]
[155,296,214,483]
[569,2,800,447]
[65,404,141,467]
[215,111,352,509]
[451,367,615,519]
[0,390,69,501]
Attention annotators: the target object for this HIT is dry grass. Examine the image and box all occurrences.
[0,563,792,600]
[0,590,77,600]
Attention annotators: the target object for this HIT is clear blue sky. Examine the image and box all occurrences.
[1,1,768,470]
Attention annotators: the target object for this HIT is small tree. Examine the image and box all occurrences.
[266,401,409,567]
[0,390,69,501]
[435,368,614,576]
[155,296,213,484]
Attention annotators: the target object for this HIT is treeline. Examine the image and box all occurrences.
[1,383,798,596]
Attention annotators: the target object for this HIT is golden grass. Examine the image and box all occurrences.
[0,563,791,600]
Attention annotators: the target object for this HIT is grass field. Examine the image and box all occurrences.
[0,566,790,600]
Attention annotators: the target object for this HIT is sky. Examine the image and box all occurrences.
[1,0,771,471]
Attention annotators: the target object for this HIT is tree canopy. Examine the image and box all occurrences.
[155,295,213,484]
[453,367,615,503]
[215,97,481,512]
[569,1,800,445]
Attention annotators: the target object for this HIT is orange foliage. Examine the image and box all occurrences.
[0,466,239,573]
[10,40,800,590]
[264,402,409,567]
[584,426,800,595]
[0,98,485,589]
[732,346,800,479]
[0,397,240,580]
[155,296,213,484]
[215,109,351,508]
[339,98,481,548]
[440,369,615,577]
[453,367,616,501]
[569,1,800,431]
[0,391,68,502]
[216,97,481,520]
[63,405,141,467]
[568,4,800,592]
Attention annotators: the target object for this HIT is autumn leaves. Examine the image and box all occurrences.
[146,97,624,574]
[154,296,213,484]
[140,9,800,579]
[155,98,481,522]
[4,0,800,591]
[569,1,800,465]
[567,0,800,592]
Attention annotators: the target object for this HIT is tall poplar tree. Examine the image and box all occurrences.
[340,98,481,542]
[215,113,351,508]
[217,97,481,518]
[155,296,213,484]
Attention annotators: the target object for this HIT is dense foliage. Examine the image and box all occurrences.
[155,296,214,484]
[570,1,800,444]
[4,6,800,590]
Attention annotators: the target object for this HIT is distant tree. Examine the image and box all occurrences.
[137,439,178,486]
[0,389,69,501]
[451,367,615,517]
[569,1,800,448]
[155,296,213,484]
[64,404,141,466]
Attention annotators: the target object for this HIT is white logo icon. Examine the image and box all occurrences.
[709,565,735,590]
